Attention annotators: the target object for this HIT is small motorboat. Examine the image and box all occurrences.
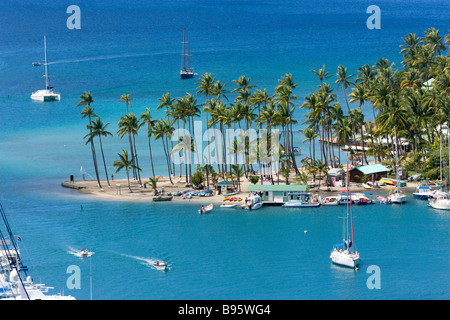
[220,203,237,208]
[153,261,168,271]
[413,184,434,200]
[428,192,450,210]
[199,204,213,214]
[153,195,173,202]
[354,196,375,205]
[377,195,391,204]
[321,195,341,206]
[282,192,320,208]
[362,183,372,189]
[242,194,263,210]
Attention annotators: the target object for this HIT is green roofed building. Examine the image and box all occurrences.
[349,163,390,183]
[247,184,308,203]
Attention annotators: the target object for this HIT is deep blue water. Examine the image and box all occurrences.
[0,0,449,299]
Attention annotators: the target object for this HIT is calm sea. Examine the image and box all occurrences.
[0,0,449,299]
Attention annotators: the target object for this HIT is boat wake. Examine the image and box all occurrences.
[67,247,94,258]
[47,52,162,65]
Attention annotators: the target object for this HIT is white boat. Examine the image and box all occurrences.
[220,203,237,208]
[428,192,450,210]
[31,36,60,102]
[282,192,320,208]
[1,203,75,300]
[413,184,434,200]
[242,194,263,210]
[429,198,450,210]
[330,161,360,269]
[388,189,407,204]
[152,261,168,271]
[321,195,341,206]
[376,195,391,204]
[199,203,213,214]
[180,28,194,79]
[330,243,360,269]
[362,183,372,189]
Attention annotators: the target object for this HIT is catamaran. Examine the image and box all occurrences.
[180,28,195,79]
[31,36,60,102]
[330,162,360,269]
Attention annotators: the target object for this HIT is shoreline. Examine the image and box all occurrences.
[62,176,422,204]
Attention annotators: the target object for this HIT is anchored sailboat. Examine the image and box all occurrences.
[180,28,195,79]
[31,36,60,102]
[330,161,360,269]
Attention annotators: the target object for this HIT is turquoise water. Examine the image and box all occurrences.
[0,0,449,299]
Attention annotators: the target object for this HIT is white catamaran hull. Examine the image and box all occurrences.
[31,89,60,102]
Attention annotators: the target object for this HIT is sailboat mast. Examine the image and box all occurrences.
[394,126,400,193]
[44,36,49,90]
[182,28,186,71]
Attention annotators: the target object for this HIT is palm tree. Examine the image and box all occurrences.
[310,65,333,85]
[153,119,174,185]
[422,27,446,56]
[231,164,245,192]
[75,92,102,189]
[118,93,133,114]
[140,107,157,179]
[112,150,141,193]
[349,83,370,164]
[117,113,141,185]
[86,117,112,187]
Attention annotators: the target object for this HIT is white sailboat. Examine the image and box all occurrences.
[330,161,360,269]
[31,36,60,102]
[388,127,407,204]
[180,28,195,79]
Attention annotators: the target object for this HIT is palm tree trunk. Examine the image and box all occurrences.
[98,134,110,187]
[148,136,155,179]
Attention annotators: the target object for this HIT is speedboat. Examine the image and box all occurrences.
[282,192,320,208]
[388,189,407,204]
[242,194,263,210]
[413,184,434,200]
[321,195,341,206]
[80,249,89,256]
[199,204,213,214]
[153,261,168,271]
[428,192,450,210]
[220,203,237,208]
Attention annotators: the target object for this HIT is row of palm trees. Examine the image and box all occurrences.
[76,28,449,191]
[300,28,449,179]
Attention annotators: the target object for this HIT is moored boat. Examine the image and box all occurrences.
[153,195,173,202]
[321,195,341,206]
[199,204,213,214]
[413,184,434,200]
[282,192,320,208]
